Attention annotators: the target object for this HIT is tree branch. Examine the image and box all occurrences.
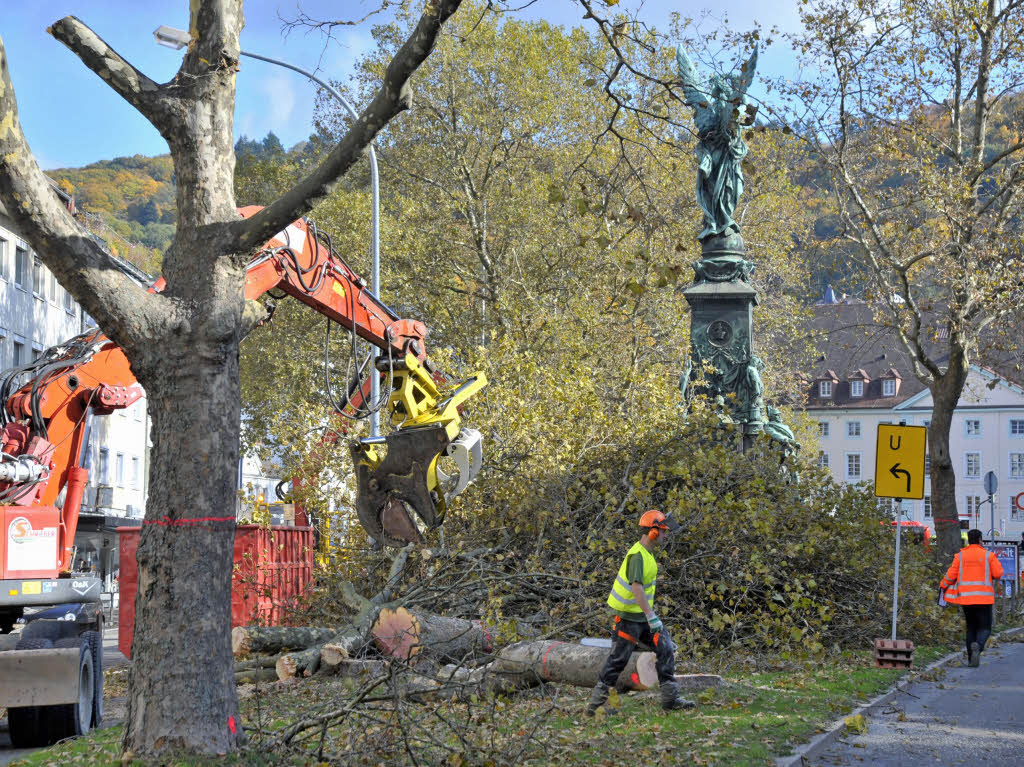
[47,17,176,135]
[230,0,465,253]
[0,34,165,350]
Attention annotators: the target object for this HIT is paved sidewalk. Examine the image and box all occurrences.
[812,636,1024,766]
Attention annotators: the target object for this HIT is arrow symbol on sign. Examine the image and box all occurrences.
[889,463,911,493]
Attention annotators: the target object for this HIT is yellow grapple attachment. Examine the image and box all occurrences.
[352,354,487,546]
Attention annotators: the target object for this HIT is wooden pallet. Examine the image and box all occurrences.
[873,638,914,668]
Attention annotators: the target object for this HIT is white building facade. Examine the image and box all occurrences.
[806,302,1024,539]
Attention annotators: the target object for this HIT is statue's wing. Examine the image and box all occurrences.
[735,46,758,96]
[675,45,708,106]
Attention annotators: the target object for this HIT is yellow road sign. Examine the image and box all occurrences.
[874,424,927,499]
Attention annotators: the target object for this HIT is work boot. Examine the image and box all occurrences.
[585,682,610,717]
[969,642,981,668]
[660,682,696,711]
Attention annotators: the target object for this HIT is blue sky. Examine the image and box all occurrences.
[1,1,802,170]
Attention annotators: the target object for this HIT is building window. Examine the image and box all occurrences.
[819,380,832,398]
[819,451,830,469]
[882,379,897,396]
[32,258,43,296]
[12,340,24,367]
[850,380,864,397]
[818,421,830,437]
[924,496,932,518]
[847,421,862,438]
[1011,419,1024,437]
[1010,495,1019,521]
[1011,453,1024,479]
[846,453,862,480]
[925,454,931,473]
[64,286,74,313]
[965,495,982,518]
[116,453,125,486]
[965,453,981,479]
[31,344,42,361]
[14,247,28,290]
[48,271,57,303]
[98,448,109,485]
[0,238,7,280]
[132,457,140,490]
[965,419,981,437]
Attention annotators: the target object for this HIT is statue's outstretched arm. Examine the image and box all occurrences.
[675,45,709,106]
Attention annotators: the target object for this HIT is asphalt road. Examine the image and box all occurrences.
[0,624,127,766]
[813,636,1024,767]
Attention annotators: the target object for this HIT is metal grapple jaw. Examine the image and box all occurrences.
[351,355,487,546]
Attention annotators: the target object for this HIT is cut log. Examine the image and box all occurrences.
[234,653,284,672]
[276,645,323,680]
[235,668,279,684]
[492,640,659,691]
[320,642,351,667]
[371,606,492,664]
[316,658,387,679]
[232,626,336,657]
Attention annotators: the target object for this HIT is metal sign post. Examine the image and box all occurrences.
[874,422,927,650]
[891,498,902,642]
[985,471,998,538]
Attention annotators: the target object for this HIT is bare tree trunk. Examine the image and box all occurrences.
[124,355,246,756]
[931,365,968,561]
[0,0,467,759]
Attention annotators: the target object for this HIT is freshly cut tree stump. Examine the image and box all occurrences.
[492,640,659,691]
[232,626,336,657]
[372,607,492,664]
[675,673,724,690]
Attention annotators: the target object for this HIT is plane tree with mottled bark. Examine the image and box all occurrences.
[772,0,1024,560]
[0,0,464,758]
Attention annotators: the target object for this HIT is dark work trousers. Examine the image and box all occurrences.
[962,604,993,653]
[597,616,676,689]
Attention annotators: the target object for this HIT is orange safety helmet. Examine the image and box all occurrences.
[639,509,672,540]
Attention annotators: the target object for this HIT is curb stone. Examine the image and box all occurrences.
[774,624,1024,767]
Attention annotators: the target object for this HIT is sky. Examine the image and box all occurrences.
[1,0,804,170]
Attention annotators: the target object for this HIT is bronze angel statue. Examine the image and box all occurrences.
[675,46,758,241]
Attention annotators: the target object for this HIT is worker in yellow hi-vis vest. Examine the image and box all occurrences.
[586,510,695,716]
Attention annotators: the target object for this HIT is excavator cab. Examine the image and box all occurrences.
[351,354,487,546]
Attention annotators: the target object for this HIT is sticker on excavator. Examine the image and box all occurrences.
[6,516,58,573]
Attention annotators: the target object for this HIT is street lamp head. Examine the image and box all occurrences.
[153,25,191,51]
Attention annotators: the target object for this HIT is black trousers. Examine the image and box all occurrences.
[597,617,676,689]
[962,604,993,653]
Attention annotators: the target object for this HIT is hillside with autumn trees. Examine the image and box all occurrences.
[47,154,175,273]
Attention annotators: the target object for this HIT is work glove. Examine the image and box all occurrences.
[647,614,663,632]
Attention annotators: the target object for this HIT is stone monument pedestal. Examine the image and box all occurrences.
[681,234,764,449]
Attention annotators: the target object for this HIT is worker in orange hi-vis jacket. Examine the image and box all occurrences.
[940,529,1004,667]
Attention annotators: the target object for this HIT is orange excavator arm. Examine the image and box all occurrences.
[0,207,486,575]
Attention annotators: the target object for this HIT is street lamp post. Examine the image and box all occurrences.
[155,26,383,436]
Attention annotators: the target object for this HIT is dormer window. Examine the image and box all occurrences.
[880,368,901,397]
[850,380,864,397]
[820,380,832,398]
